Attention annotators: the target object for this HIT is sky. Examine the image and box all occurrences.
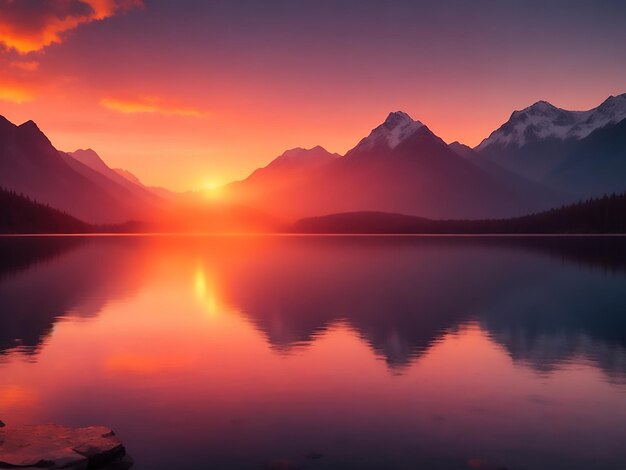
[0,0,625,191]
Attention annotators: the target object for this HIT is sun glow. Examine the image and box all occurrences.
[202,182,226,200]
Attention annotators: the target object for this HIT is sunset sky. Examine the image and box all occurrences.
[1,0,625,191]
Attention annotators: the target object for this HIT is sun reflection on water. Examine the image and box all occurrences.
[194,266,220,317]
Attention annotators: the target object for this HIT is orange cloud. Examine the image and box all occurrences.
[100,96,209,118]
[0,0,144,54]
[0,78,35,103]
[9,60,39,71]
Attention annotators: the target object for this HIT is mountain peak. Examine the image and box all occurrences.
[114,168,143,186]
[383,111,414,128]
[71,148,106,164]
[68,148,112,175]
[477,93,626,151]
[449,141,477,159]
[278,145,333,159]
[0,115,16,133]
[509,100,559,120]
[596,93,626,112]
[18,120,40,131]
[241,145,337,184]
[353,111,425,152]
[262,145,337,172]
[602,92,626,101]
[16,119,52,146]
[529,100,557,111]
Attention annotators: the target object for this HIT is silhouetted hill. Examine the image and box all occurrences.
[0,188,146,234]
[0,187,91,234]
[292,192,626,234]
[0,115,156,224]
[66,148,163,207]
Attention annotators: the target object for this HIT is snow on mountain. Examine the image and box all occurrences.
[352,111,424,151]
[477,94,626,150]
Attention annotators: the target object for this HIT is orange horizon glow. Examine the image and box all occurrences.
[100,96,208,118]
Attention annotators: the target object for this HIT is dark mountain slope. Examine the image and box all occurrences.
[0,187,90,234]
[68,148,163,206]
[0,115,150,224]
[476,94,626,198]
[547,118,626,196]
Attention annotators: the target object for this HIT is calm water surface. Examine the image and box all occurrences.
[1,235,626,469]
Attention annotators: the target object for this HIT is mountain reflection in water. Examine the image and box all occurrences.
[1,235,625,469]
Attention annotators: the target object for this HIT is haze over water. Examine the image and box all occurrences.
[1,235,626,469]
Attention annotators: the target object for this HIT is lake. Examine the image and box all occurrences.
[1,235,626,469]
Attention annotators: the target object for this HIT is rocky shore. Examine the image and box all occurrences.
[0,423,132,469]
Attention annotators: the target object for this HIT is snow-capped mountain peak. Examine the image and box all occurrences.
[354,111,425,151]
[589,94,626,123]
[527,100,558,113]
[477,93,626,151]
[383,111,413,127]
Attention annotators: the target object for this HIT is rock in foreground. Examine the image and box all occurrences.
[0,424,132,469]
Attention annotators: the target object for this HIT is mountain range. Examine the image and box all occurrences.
[226,111,561,220]
[0,116,162,224]
[476,94,626,196]
[66,148,164,207]
[0,92,625,228]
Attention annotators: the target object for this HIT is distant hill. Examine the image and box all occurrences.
[225,146,339,213]
[67,148,163,206]
[292,193,626,234]
[0,187,90,234]
[113,167,174,199]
